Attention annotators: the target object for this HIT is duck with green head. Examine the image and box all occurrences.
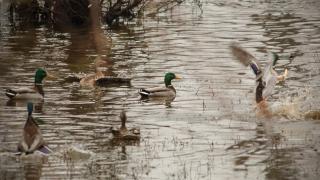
[139,72,181,98]
[5,68,53,100]
[17,102,51,155]
[230,43,288,103]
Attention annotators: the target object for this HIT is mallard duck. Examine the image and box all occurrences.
[79,71,105,87]
[110,111,140,140]
[79,56,109,87]
[139,72,181,98]
[5,68,54,100]
[66,72,131,87]
[230,43,288,103]
[17,103,51,155]
[66,56,131,87]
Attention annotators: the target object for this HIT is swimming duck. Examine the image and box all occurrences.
[79,56,110,87]
[17,103,51,155]
[67,56,131,87]
[139,72,181,98]
[110,111,140,140]
[79,71,105,87]
[66,72,131,87]
[230,43,288,103]
[5,68,53,100]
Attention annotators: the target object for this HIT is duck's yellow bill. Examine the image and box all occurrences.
[175,75,182,79]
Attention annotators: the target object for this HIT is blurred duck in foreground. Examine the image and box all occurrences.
[139,72,181,99]
[111,111,140,140]
[5,68,55,100]
[230,43,288,116]
[17,103,51,155]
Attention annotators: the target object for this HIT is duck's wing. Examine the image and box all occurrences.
[5,87,36,98]
[95,76,131,86]
[141,87,169,92]
[37,145,53,155]
[139,86,175,97]
[10,87,35,93]
[230,43,262,77]
[16,144,52,155]
[262,72,277,99]
[262,53,279,99]
[263,69,285,99]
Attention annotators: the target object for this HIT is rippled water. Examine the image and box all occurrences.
[1,0,320,179]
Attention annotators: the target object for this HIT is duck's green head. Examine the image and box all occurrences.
[35,68,47,84]
[272,52,279,66]
[164,72,181,87]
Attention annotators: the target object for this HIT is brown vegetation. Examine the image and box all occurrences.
[8,0,185,27]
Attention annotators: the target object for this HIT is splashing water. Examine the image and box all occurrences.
[56,144,94,162]
[271,87,318,120]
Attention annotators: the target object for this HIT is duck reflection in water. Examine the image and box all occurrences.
[230,43,288,117]
[6,99,44,113]
[139,96,176,108]
[20,153,47,180]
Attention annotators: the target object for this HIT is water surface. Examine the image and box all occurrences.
[0,0,320,179]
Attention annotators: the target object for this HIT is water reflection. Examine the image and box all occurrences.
[20,154,46,180]
[63,29,96,72]
[140,96,175,108]
[6,100,44,113]
[0,0,320,179]
[250,11,304,66]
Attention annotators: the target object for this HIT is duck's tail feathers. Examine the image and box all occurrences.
[139,89,150,97]
[15,145,52,156]
[5,89,17,99]
[38,145,53,155]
